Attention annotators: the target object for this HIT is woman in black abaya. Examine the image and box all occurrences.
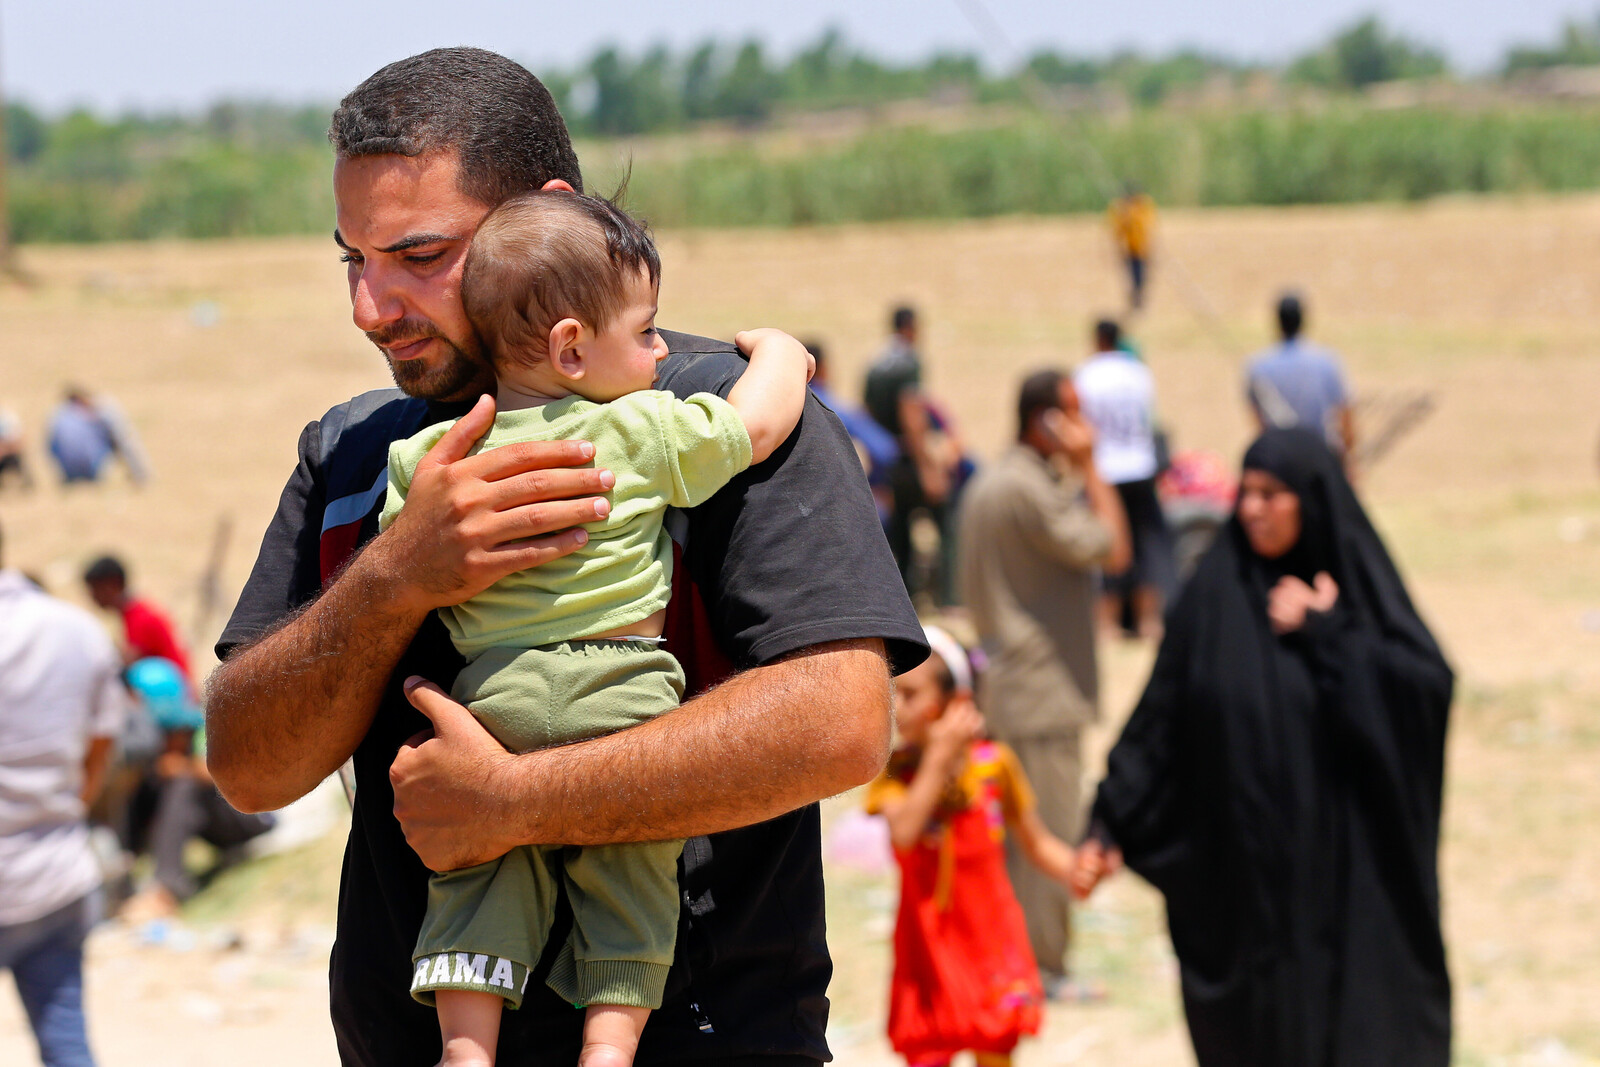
[1074,428,1453,1067]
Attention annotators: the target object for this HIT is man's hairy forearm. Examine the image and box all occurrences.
[497,638,892,846]
[206,551,426,813]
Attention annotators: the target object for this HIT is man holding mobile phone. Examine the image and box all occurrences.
[956,369,1130,999]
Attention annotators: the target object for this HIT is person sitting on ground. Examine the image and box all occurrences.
[82,555,272,917]
[46,388,148,486]
[121,656,275,912]
[1073,319,1177,638]
[380,190,813,1067]
[1245,293,1355,463]
[867,624,1079,1067]
[84,553,195,889]
[804,339,899,525]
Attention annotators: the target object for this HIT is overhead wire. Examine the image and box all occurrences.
[949,0,1237,348]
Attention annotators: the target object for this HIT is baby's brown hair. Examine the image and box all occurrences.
[463,190,661,367]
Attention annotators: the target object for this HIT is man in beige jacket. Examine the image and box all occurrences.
[957,369,1130,996]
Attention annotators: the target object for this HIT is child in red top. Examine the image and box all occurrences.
[865,625,1080,1067]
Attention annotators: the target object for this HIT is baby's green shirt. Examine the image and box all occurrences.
[380,390,752,659]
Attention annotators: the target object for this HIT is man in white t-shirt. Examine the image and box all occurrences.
[1073,320,1177,638]
[0,528,125,1067]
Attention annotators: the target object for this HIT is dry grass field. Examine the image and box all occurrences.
[1,194,1599,1065]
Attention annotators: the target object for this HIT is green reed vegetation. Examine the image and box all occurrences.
[11,100,1600,242]
[595,105,1600,227]
[4,103,334,243]
[9,10,1600,242]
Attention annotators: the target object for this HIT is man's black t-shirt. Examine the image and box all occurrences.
[217,332,926,1066]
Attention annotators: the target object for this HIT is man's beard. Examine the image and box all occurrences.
[369,321,494,403]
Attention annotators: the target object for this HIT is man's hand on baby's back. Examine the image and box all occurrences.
[392,676,523,872]
[376,394,616,616]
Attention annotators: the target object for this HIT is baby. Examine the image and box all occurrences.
[379,190,813,1067]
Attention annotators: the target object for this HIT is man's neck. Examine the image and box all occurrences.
[1019,434,1053,461]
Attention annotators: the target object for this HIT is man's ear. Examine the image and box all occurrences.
[548,318,586,381]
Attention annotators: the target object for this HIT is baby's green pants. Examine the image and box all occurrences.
[410,640,685,1010]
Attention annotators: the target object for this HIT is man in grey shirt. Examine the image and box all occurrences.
[1245,293,1355,460]
[0,529,125,1067]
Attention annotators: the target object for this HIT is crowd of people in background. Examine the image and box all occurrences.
[826,288,1355,619]
[0,539,273,1065]
[82,556,273,920]
[801,277,1443,1067]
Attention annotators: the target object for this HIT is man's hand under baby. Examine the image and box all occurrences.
[391,677,525,872]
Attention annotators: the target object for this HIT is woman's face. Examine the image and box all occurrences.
[1238,469,1302,559]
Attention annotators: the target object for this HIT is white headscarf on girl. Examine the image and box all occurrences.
[921,623,973,694]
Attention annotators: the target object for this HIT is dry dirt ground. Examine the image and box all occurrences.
[1,195,1598,1066]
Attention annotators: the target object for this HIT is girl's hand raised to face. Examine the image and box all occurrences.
[924,695,984,770]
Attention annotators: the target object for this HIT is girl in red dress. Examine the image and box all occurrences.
[866,626,1080,1067]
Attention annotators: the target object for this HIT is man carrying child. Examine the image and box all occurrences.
[205,48,925,1067]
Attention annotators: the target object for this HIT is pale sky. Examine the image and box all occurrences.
[2,0,1589,113]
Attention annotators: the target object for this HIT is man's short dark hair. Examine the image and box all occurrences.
[891,306,917,334]
[1095,318,1121,351]
[800,339,826,370]
[1017,369,1065,439]
[1277,292,1305,340]
[329,47,584,206]
[84,556,126,587]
